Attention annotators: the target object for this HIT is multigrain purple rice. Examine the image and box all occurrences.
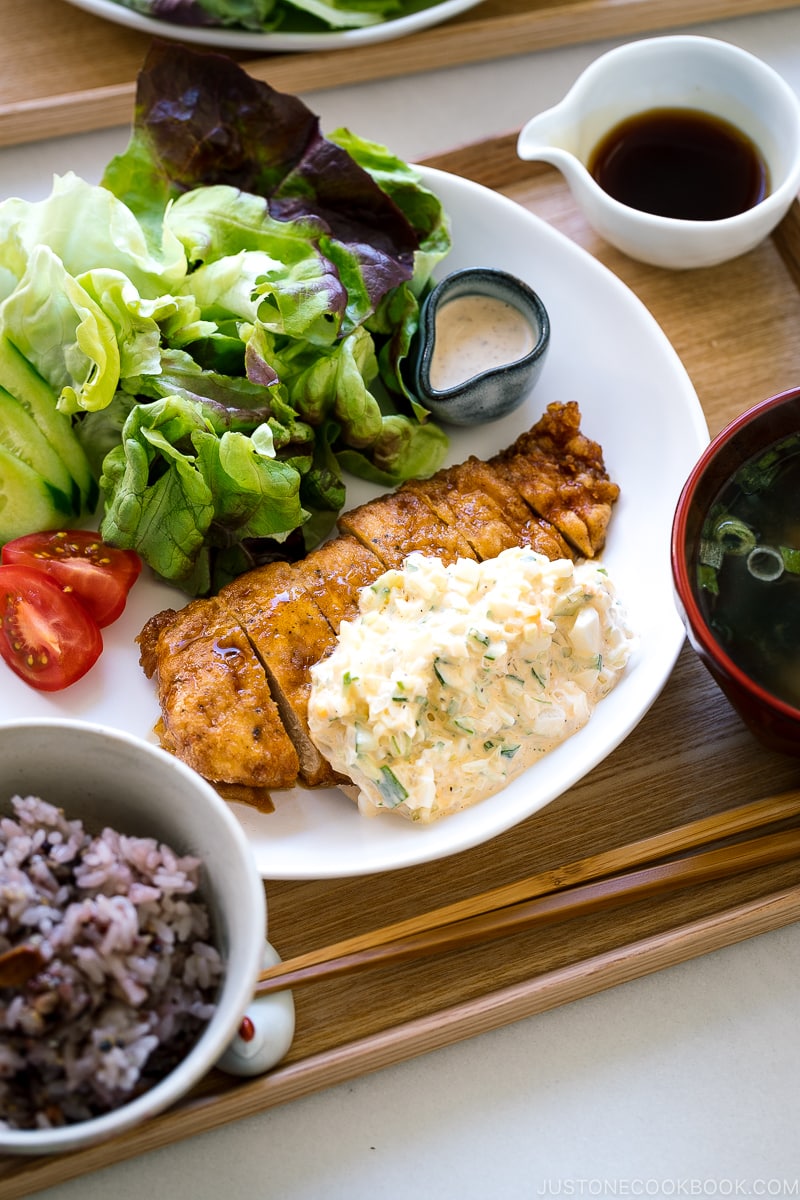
[0,794,221,1130]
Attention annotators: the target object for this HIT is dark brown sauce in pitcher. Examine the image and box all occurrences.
[588,107,769,220]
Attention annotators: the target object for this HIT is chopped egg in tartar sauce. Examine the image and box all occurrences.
[308,547,634,823]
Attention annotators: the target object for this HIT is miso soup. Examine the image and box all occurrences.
[697,432,800,710]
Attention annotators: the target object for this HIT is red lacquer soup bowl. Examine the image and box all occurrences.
[671,385,800,756]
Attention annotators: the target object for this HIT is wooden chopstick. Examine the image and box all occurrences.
[255,827,800,995]
[255,791,800,997]
[256,789,800,989]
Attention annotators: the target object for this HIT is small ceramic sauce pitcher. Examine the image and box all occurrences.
[411,267,550,426]
[517,35,800,269]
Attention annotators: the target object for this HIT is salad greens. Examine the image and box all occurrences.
[111,0,448,33]
[0,43,451,594]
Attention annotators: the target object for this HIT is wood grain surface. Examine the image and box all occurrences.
[2,0,799,147]
[4,134,800,1199]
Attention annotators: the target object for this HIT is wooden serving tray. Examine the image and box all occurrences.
[2,0,800,147]
[5,133,800,1198]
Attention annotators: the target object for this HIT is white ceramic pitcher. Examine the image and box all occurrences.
[517,35,800,269]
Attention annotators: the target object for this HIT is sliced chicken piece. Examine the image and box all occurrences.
[137,597,298,801]
[338,488,477,569]
[491,401,619,557]
[440,458,577,560]
[402,462,571,563]
[220,562,341,787]
[400,474,521,561]
[446,457,540,529]
[516,515,579,560]
[138,606,182,680]
[295,534,385,632]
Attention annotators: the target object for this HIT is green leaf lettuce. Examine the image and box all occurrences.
[100,394,306,593]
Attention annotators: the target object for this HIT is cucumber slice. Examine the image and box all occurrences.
[0,337,97,514]
[0,446,73,544]
[0,386,75,516]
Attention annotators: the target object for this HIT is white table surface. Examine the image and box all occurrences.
[5,8,800,1198]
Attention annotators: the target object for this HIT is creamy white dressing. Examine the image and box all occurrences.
[308,548,634,823]
[428,294,536,390]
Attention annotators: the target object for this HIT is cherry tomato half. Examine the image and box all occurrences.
[1,531,142,628]
[0,564,103,691]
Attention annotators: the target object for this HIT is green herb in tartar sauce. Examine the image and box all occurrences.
[307,546,634,823]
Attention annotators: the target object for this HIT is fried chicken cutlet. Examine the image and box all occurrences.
[137,596,299,807]
[219,562,343,788]
[137,402,619,806]
[492,401,620,557]
[402,459,576,562]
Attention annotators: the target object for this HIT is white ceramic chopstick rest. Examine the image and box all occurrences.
[215,942,295,1076]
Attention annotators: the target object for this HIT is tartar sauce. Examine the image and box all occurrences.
[429,294,535,390]
[307,547,634,823]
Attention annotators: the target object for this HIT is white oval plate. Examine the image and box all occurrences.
[59,0,485,50]
[0,166,708,880]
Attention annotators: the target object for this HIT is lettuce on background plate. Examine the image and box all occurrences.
[109,0,442,32]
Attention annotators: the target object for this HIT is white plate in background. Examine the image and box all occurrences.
[59,0,485,51]
[0,166,708,879]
